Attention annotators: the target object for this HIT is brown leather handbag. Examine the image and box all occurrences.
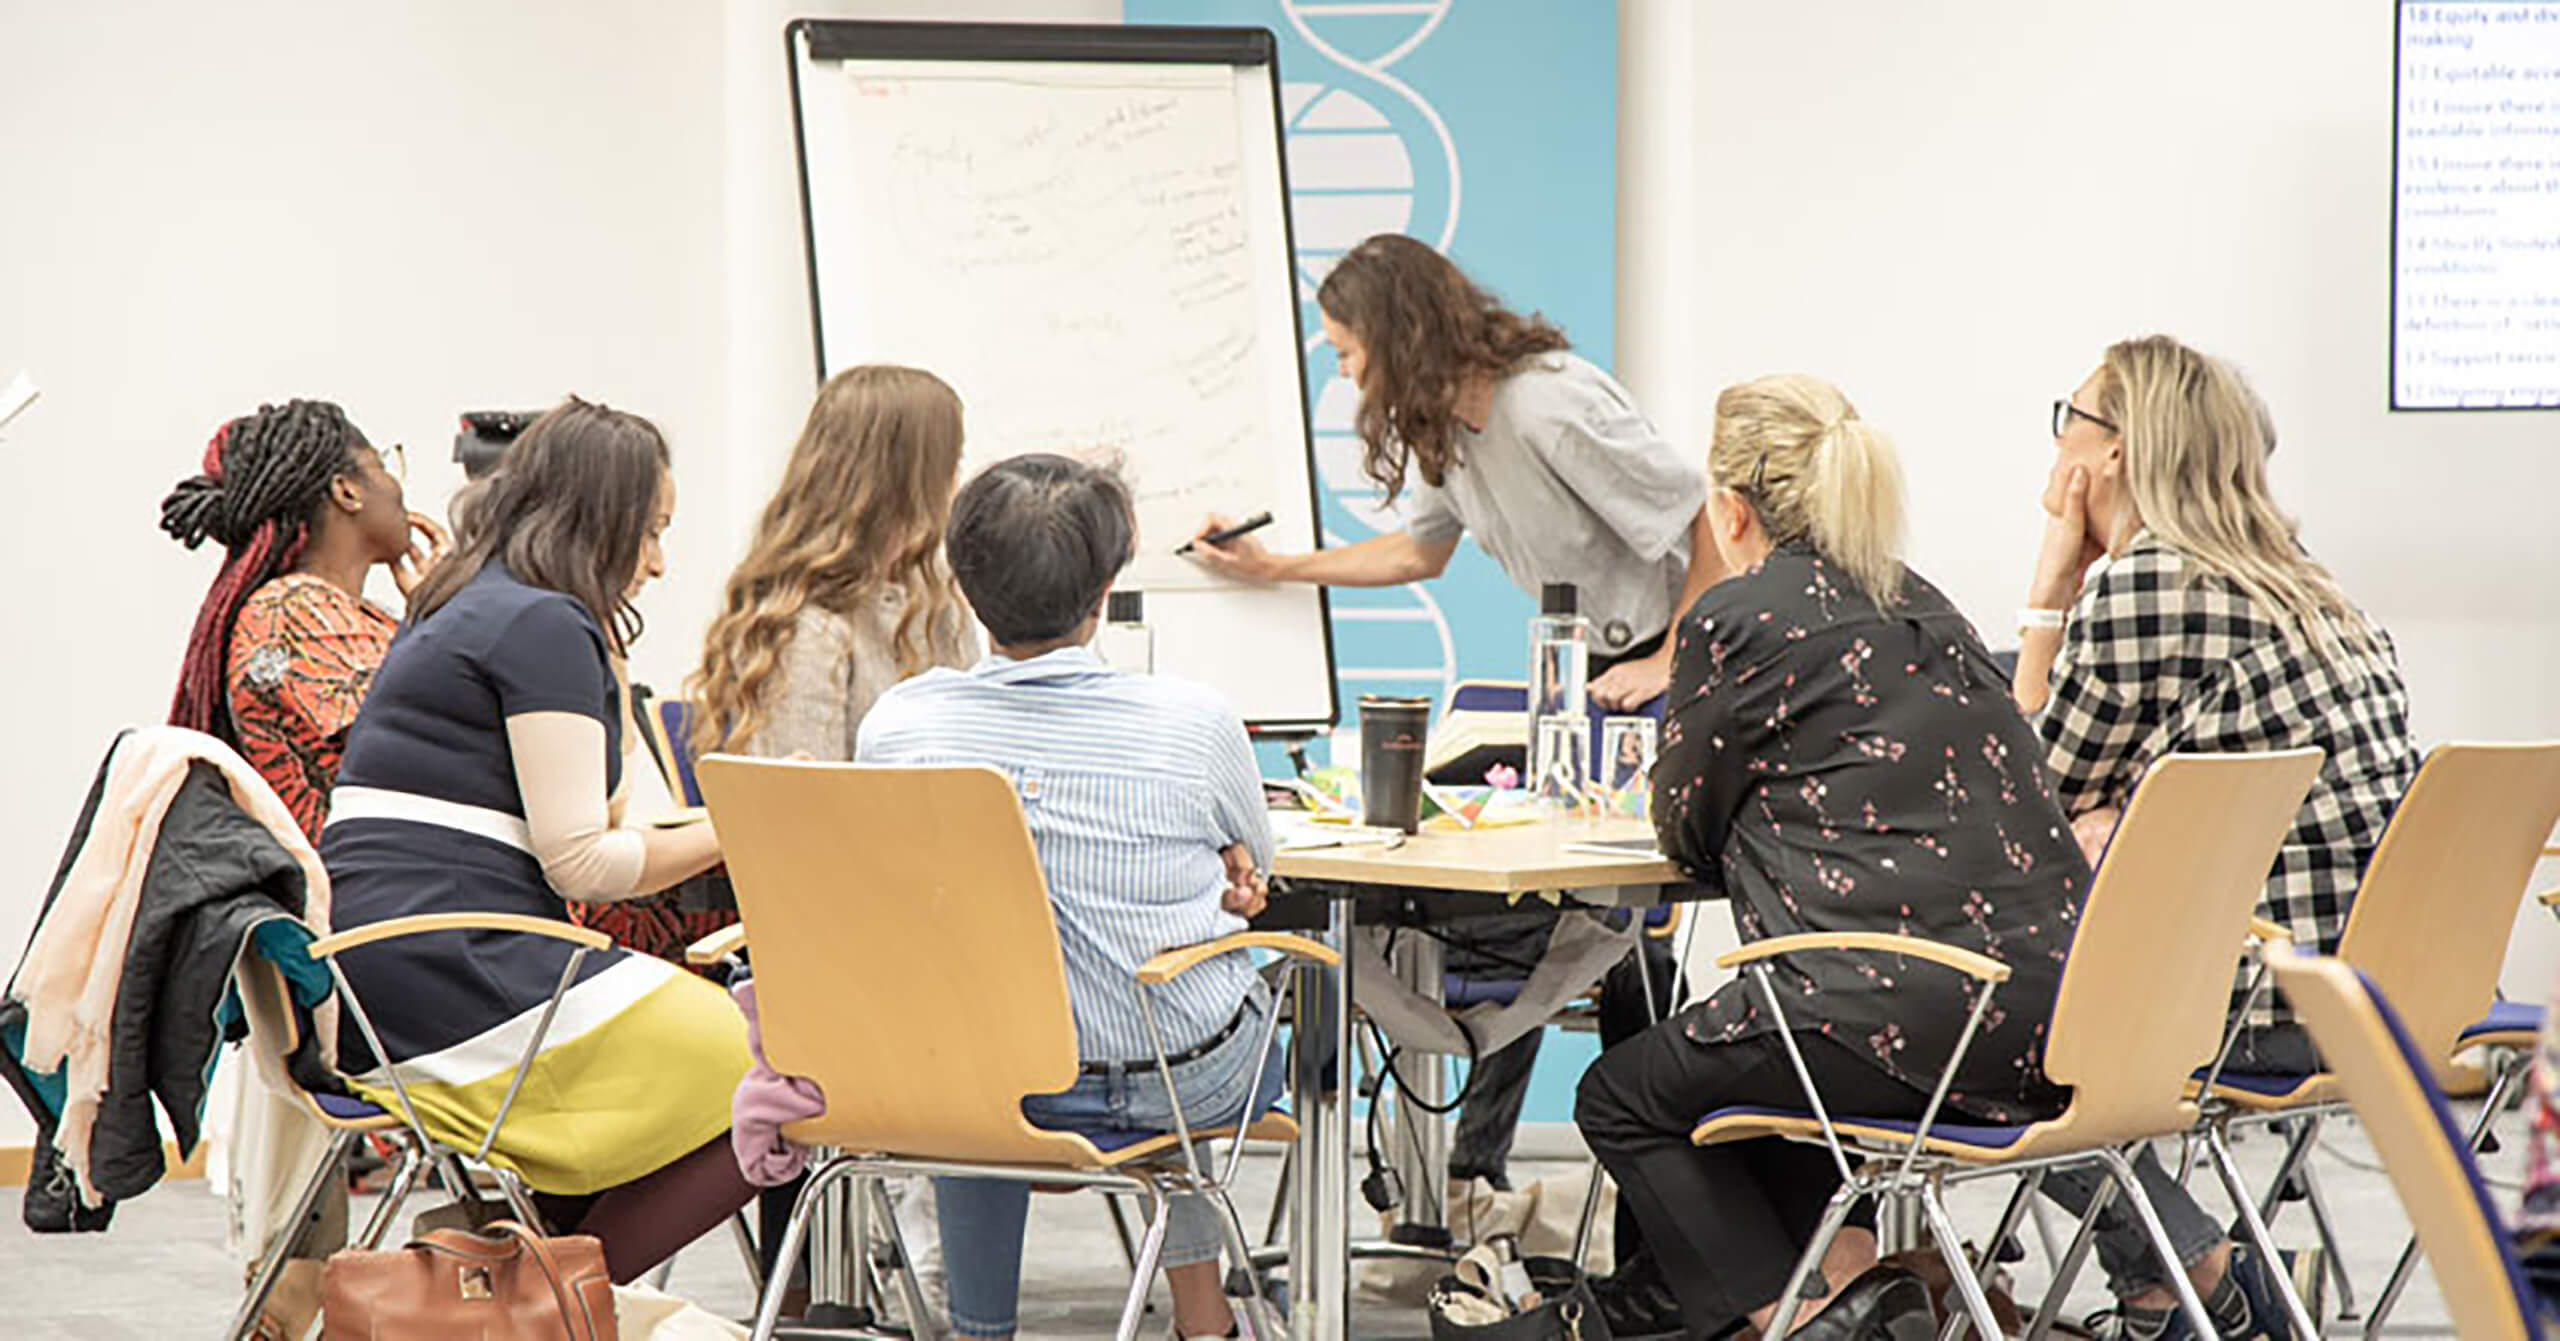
[320,1219,618,1340]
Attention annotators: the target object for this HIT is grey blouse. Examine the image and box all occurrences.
[1401,352,1705,655]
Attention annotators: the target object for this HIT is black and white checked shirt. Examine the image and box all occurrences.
[2035,534,2419,1029]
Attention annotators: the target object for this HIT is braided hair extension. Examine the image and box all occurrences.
[160,399,363,741]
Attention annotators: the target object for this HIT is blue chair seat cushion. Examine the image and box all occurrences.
[2460,999,2544,1045]
[315,1091,389,1121]
[2197,1069,2323,1099]
[1694,1104,2035,1151]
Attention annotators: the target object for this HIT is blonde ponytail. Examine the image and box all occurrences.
[1708,374,1908,605]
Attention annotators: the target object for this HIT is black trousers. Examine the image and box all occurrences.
[1575,1015,1929,1335]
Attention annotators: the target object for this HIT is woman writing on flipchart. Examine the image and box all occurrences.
[1181,231,1708,1206]
[1183,232,1724,712]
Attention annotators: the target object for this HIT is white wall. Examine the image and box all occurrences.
[1615,0,2560,998]
[0,0,1110,1149]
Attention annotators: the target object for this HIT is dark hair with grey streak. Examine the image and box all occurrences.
[947,453,1134,648]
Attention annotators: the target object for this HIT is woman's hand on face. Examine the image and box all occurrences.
[1184,513,1282,583]
[2028,467,2101,609]
[1590,650,1673,712]
[391,511,453,598]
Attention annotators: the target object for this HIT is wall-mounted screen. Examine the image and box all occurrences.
[2394,2,2560,409]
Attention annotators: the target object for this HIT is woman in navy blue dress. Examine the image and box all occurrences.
[324,398,754,1283]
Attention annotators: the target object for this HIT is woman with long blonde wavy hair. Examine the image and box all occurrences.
[2014,335,2416,1338]
[690,364,978,761]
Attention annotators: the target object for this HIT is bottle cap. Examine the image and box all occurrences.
[1106,590,1145,623]
[1540,583,1578,616]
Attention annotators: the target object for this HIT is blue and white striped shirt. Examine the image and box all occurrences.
[855,647,1274,1062]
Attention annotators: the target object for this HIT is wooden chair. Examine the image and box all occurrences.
[2269,948,2550,1341]
[2176,742,2560,1335]
[226,911,616,1339]
[1684,749,2327,1340]
[693,756,1335,1341]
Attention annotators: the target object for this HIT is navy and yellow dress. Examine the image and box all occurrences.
[321,565,747,1195]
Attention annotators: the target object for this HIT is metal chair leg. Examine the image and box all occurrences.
[1921,1179,2007,1341]
[1261,1145,1293,1249]
[2094,1147,2215,1341]
[2204,1124,2319,1340]
[1944,1170,2042,1341]
[2293,1155,2357,1318]
[353,1143,426,1249]
[728,1208,767,1297]
[2025,1167,2112,1341]
[867,1175,941,1341]
[1761,1183,1863,1338]
[2361,1059,2524,1338]
[1113,1189,1176,1341]
[1208,1182,1283,1341]
[754,1159,863,1341]
[224,1130,358,1341]
[1106,1190,1144,1271]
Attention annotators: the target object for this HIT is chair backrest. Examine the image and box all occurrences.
[651,698,705,807]
[2336,742,2560,1078]
[2272,951,2542,1341]
[2042,750,2327,1146]
[229,920,346,1118]
[694,756,1102,1166]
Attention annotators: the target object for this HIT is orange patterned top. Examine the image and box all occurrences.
[226,574,398,841]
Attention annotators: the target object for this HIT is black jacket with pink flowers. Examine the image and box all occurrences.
[1653,544,2081,1122]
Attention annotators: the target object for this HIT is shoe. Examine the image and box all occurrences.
[2080,1241,2297,1341]
[1590,1256,1686,1340]
[2213,1242,2294,1340]
[1787,1263,1933,1341]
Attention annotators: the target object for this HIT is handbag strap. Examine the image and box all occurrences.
[410,1220,601,1340]
[488,1220,607,1341]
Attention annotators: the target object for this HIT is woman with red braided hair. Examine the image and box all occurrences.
[160,399,445,840]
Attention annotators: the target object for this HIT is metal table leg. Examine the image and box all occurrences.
[1289,895,1353,1341]
[1387,932,1449,1246]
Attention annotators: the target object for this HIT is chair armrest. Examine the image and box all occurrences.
[1137,932,1340,986]
[2248,917,2292,944]
[1715,931,2010,984]
[686,923,748,965]
[307,912,611,960]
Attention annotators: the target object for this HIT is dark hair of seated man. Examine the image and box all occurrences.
[945,453,1134,653]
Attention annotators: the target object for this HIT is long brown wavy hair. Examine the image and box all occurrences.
[404,396,669,654]
[688,365,967,756]
[1318,234,1570,501]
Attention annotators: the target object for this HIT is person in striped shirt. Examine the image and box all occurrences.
[857,452,1280,1341]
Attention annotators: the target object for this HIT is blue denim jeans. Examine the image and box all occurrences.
[937,993,1285,1338]
[2036,1024,2321,1295]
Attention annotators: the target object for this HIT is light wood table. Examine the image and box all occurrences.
[1265,811,1707,1341]
[1273,812,1680,895]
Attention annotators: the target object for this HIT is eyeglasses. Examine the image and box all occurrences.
[378,443,407,482]
[2051,399,2119,440]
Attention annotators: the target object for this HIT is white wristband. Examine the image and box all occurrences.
[2017,607,2067,632]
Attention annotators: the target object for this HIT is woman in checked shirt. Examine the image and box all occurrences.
[2017,336,2419,1339]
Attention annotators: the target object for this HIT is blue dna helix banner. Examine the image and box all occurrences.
[1127,0,1619,742]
